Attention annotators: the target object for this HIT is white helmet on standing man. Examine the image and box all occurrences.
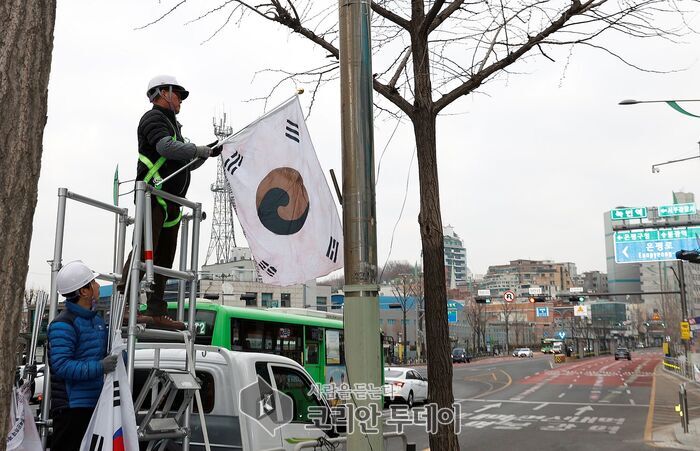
[56,260,99,295]
[146,75,189,102]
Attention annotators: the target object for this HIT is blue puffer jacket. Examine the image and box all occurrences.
[48,301,107,412]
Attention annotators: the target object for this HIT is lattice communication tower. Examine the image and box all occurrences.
[205,113,238,264]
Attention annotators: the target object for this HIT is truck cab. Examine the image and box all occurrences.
[133,346,339,450]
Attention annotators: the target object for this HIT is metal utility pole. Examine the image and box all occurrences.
[677,260,691,376]
[339,0,383,448]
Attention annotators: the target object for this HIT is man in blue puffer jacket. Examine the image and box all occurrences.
[48,261,118,451]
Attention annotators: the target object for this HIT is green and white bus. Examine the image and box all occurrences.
[160,301,348,385]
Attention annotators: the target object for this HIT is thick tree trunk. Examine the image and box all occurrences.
[413,110,460,449]
[0,1,56,446]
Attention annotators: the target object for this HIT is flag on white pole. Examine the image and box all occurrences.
[221,96,343,285]
[80,346,138,451]
[6,384,42,451]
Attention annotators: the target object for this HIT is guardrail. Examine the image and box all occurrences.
[663,356,696,382]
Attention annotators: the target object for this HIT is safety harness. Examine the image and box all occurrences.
[138,151,182,228]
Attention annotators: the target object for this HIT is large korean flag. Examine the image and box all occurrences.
[221,96,343,285]
[80,346,138,451]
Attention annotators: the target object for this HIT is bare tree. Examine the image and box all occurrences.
[464,298,486,353]
[148,1,698,447]
[380,260,415,283]
[319,272,345,292]
[0,2,56,444]
[390,273,414,363]
[498,299,516,355]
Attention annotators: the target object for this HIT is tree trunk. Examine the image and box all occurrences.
[0,1,56,446]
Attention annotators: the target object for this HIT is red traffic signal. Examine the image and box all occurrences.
[528,296,546,303]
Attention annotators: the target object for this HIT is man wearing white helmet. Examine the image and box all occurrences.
[118,75,220,330]
[48,261,117,451]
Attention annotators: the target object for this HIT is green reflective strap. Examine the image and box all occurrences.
[138,154,167,186]
[156,195,182,228]
[139,154,181,228]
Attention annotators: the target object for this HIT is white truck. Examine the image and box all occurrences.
[132,345,343,451]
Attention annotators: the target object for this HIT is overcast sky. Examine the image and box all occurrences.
[25,1,700,289]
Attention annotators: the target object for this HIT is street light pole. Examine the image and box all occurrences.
[339,0,383,446]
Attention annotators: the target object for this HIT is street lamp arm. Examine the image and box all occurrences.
[619,99,700,105]
[619,99,700,118]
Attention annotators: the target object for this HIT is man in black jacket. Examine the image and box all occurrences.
[119,75,220,330]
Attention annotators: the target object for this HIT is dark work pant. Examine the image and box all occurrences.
[119,197,180,316]
[50,408,93,451]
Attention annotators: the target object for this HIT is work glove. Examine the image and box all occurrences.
[102,354,118,374]
[195,145,212,159]
[207,141,223,157]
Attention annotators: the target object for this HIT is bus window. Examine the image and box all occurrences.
[165,309,216,345]
[306,343,319,364]
[232,319,303,364]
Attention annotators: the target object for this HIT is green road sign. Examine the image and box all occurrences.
[611,207,647,221]
[658,203,696,218]
[614,226,700,243]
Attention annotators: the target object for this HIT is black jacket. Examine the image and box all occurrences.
[136,105,193,199]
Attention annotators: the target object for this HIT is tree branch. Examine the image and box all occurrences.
[371,1,410,29]
[422,0,446,35]
[428,0,466,33]
[434,0,592,113]
[373,78,414,119]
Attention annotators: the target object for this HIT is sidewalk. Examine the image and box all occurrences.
[649,363,700,449]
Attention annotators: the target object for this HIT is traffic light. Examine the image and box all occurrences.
[475,296,492,304]
[568,296,585,303]
[528,296,546,303]
[676,250,700,263]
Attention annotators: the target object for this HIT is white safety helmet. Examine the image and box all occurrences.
[146,75,189,101]
[56,260,99,295]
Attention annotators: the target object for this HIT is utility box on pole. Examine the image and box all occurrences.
[339,0,383,448]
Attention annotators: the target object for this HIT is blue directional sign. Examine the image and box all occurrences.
[448,310,458,323]
[614,226,700,264]
[536,307,549,318]
[557,331,566,340]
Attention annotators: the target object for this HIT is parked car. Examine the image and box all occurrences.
[636,343,645,349]
[513,348,534,358]
[615,347,631,360]
[452,347,471,363]
[383,367,428,408]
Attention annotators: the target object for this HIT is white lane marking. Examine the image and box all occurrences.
[558,393,566,398]
[626,389,631,395]
[568,384,573,389]
[458,398,649,408]
[473,402,502,413]
[629,399,636,405]
[575,405,594,416]
[533,402,549,411]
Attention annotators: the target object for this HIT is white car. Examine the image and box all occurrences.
[383,367,428,408]
[514,348,534,358]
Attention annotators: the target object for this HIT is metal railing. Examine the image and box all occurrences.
[39,183,204,450]
[663,356,696,382]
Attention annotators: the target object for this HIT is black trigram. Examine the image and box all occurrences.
[224,151,243,175]
[258,260,277,277]
[285,119,300,143]
[113,380,121,407]
[89,434,105,451]
[326,236,339,263]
